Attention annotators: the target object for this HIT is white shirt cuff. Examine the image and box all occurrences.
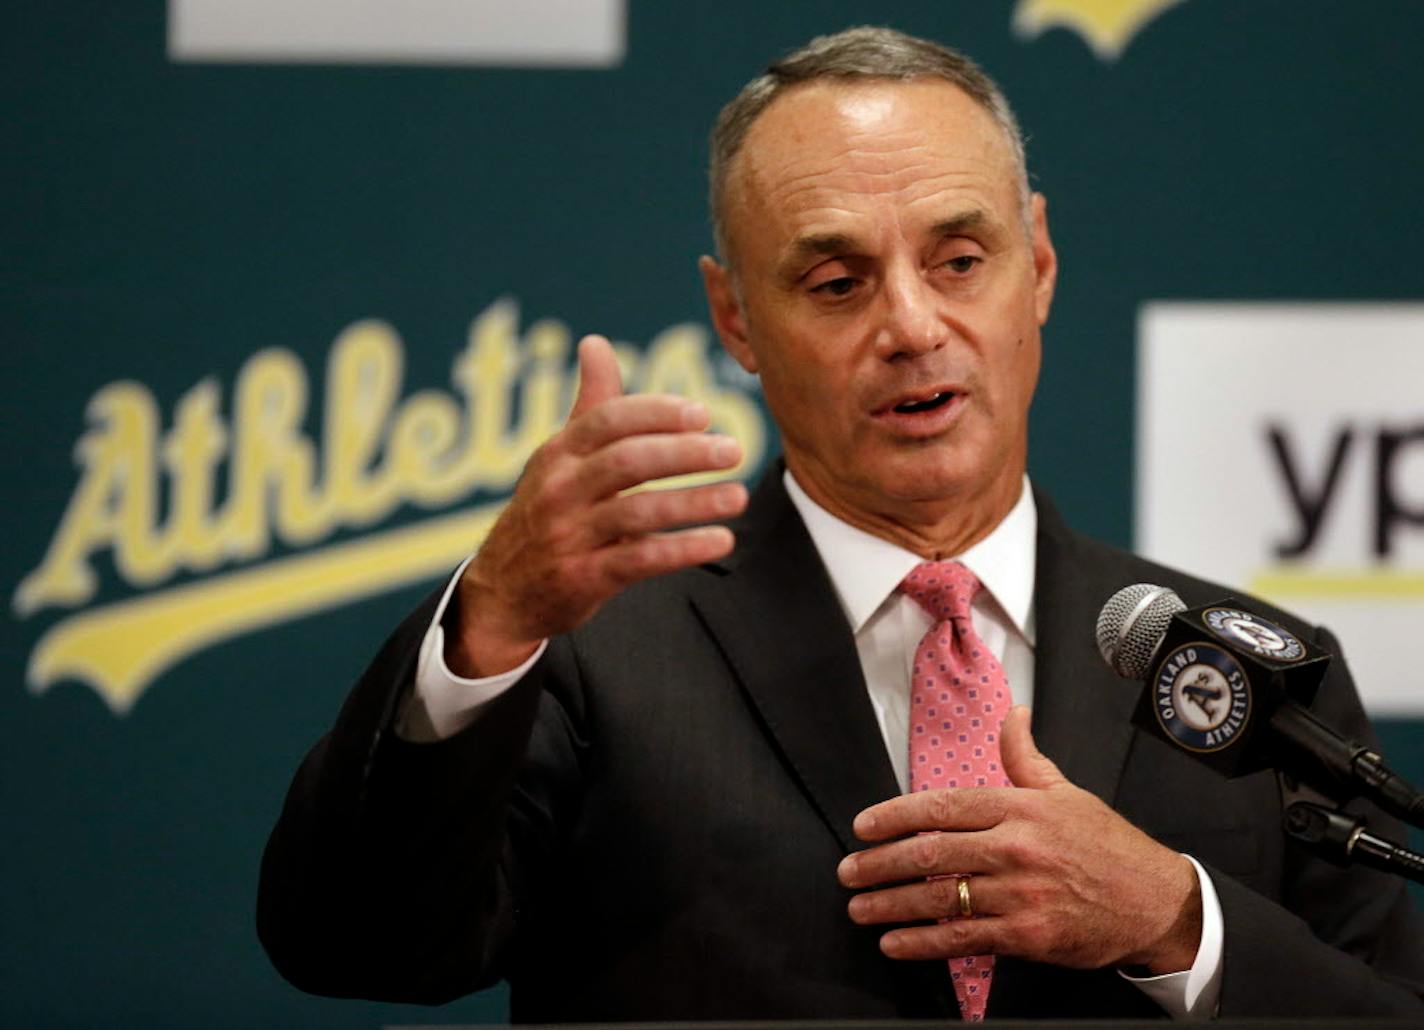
[1119,854,1223,1019]
[395,556,548,742]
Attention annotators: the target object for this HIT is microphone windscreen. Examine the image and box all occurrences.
[1095,583,1186,680]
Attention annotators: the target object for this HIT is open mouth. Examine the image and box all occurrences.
[891,391,955,414]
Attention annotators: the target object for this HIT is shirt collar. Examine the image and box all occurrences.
[783,469,1038,646]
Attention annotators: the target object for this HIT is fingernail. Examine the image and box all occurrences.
[854,811,876,836]
[837,855,858,885]
[847,896,866,922]
[681,402,709,429]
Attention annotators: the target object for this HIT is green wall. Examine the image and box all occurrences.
[4,2,1421,1025]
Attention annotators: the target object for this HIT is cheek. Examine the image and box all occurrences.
[1005,335,1041,411]
[761,338,842,403]
[761,358,857,446]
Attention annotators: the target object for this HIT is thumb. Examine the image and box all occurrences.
[1000,705,1066,790]
[569,334,624,419]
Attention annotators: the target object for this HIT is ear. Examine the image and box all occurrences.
[1028,193,1058,327]
[698,255,758,373]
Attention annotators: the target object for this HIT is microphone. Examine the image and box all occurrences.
[1096,584,1424,829]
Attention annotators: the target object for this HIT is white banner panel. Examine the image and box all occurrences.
[169,0,626,66]
[1138,303,1424,715]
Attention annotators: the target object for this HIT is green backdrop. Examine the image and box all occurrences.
[4,2,1421,1026]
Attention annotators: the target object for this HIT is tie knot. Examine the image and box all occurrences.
[901,560,981,623]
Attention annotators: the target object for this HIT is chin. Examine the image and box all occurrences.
[861,461,982,505]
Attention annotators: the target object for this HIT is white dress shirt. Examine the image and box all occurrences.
[400,470,1222,1018]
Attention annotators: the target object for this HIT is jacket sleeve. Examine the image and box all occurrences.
[255,586,586,1004]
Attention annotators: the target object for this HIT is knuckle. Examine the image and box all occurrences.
[628,537,670,577]
[1016,791,1048,820]
[536,465,577,510]
[911,834,942,872]
[929,790,957,827]
[600,560,638,591]
[642,490,677,528]
[604,443,639,481]
[938,920,977,958]
[606,497,645,536]
[943,923,984,960]
[601,494,642,536]
[1000,835,1036,869]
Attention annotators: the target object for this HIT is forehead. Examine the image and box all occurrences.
[727,78,1020,259]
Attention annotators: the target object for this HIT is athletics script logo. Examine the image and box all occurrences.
[1153,643,1252,752]
[13,299,766,714]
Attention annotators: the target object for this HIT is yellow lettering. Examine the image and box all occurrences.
[456,299,525,487]
[14,383,167,615]
[221,349,324,553]
[387,390,466,507]
[16,299,771,712]
[161,379,228,571]
[321,320,403,525]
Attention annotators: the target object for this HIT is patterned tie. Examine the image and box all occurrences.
[900,561,1013,1023]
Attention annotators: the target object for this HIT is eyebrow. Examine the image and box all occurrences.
[930,209,990,238]
[778,208,1001,281]
[778,232,860,281]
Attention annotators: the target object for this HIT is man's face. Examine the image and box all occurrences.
[703,78,1056,528]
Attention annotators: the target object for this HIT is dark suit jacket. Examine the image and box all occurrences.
[258,468,1424,1020]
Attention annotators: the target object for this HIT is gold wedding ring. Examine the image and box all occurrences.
[957,876,973,918]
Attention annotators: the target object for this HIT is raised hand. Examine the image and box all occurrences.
[837,706,1202,974]
[445,333,749,677]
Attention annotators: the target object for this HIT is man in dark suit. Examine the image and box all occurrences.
[258,27,1424,1020]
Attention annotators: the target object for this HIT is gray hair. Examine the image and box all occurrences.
[708,26,1030,265]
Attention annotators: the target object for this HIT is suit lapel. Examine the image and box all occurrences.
[689,475,1151,1019]
[1028,488,1140,805]
[688,476,1143,848]
[688,467,901,854]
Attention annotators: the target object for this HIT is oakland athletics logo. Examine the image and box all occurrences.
[1202,607,1307,662]
[1153,643,1252,752]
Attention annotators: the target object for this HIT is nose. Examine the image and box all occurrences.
[873,267,947,361]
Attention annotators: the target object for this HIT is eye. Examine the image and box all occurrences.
[810,276,859,297]
[943,255,981,274]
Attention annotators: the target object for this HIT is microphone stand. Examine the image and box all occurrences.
[1269,703,1424,830]
[1285,802,1424,886]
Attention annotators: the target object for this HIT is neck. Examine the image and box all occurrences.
[786,462,1024,561]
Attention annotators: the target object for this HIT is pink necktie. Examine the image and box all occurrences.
[901,561,1012,1023]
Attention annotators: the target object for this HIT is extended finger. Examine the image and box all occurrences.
[587,481,749,542]
[839,830,999,889]
[853,787,1013,843]
[848,872,1019,926]
[568,335,625,419]
[564,393,711,455]
[578,432,742,499]
[588,525,737,590]
[878,916,1004,962]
